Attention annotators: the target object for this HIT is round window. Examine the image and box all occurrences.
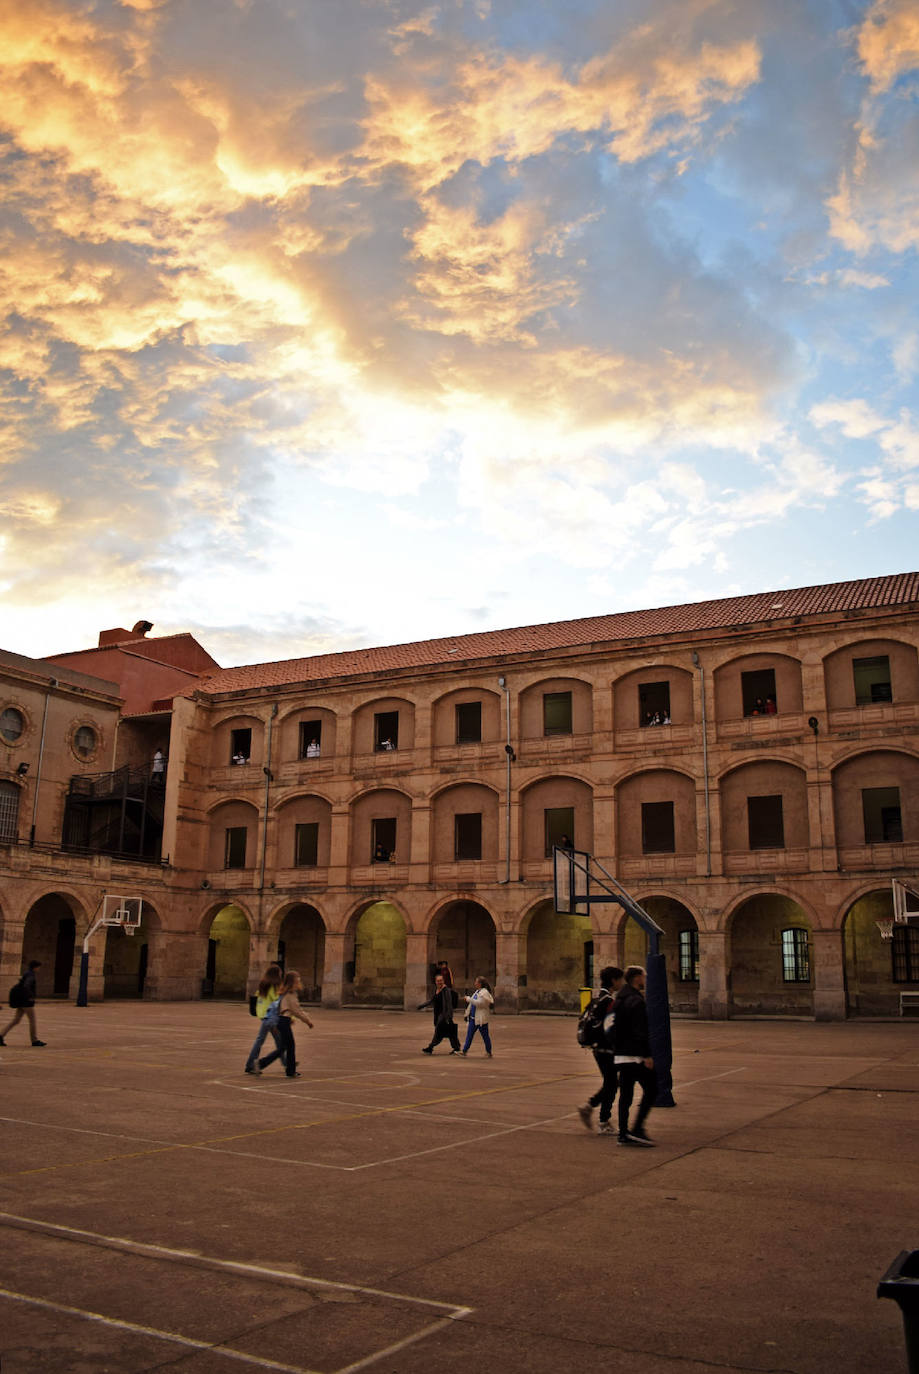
[74,725,97,759]
[1,707,24,743]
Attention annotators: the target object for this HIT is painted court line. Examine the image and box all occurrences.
[0,1212,472,1374]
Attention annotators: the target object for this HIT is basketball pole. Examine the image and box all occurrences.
[76,899,105,1007]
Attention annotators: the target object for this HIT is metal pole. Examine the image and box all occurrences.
[692,652,711,876]
[499,677,512,883]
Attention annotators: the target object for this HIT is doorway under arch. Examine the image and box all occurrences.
[637,896,700,1014]
[278,904,325,1002]
[729,892,813,1016]
[432,901,496,990]
[22,894,78,997]
[205,905,250,998]
[347,901,406,1006]
[843,888,905,1016]
[523,899,592,1011]
[104,904,156,999]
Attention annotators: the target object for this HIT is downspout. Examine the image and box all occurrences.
[498,677,513,883]
[691,652,711,877]
[259,702,279,896]
[29,677,55,846]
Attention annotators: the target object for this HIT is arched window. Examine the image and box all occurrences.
[0,781,21,840]
[781,927,810,982]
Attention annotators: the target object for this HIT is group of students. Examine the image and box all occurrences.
[244,965,314,1078]
[578,964,658,1146]
[418,961,494,1057]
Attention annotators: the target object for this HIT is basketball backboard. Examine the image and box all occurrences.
[101,894,143,935]
[891,879,919,925]
[552,846,591,915]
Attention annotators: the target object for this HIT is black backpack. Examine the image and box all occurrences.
[9,979,26,1009]
[577,991,615,1050]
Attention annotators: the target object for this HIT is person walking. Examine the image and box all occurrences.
[0,961,46,1047]
[461,977,494,1057]
[418,973,461,1054]
[577,965,623,1134]
[258,970,314,1079]
[614,966,657,1146]
[244,963,284,1075]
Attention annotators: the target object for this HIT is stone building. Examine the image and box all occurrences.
[2,575,918,1018]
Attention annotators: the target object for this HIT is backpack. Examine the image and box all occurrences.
[577,991,615,1050]
[9,979,25,1009]
[262,996,282,1027]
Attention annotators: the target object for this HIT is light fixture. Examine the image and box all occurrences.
[16,762,29,777]
[808,716,819,736]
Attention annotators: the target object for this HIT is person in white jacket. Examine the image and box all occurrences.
[461,977,494,1057]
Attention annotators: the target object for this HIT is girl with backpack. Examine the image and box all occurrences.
[258,970,314,1079]
[244,964,284,1076]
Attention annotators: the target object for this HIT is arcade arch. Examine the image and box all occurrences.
[21,893,79,997]
[842,887,910,1017]
[728,892,813,1015]
[204,904,250,998]
[104,900,159,999]
[522,898,592,1011]
[345,901,406,1006]
[429,900,496,989]
[277,902,325,1001]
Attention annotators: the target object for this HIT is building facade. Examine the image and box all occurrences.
[2,577,918,1018]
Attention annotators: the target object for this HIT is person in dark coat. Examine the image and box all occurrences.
[577,965,624,1134]
[613,966,657,1146]
[418,973,461,1054]
[0,960,46,1047]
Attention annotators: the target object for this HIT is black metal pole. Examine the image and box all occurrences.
[76,950,90,1007]
[646,951,675,1107]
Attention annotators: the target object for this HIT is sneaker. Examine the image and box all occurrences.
[617,1134,638,1146]
[31,1040,47,1047]
[450,1050,461,1055]
[0,1036,5,1046]
[244,1065,261,1076]
[285,1072,301,1079]
[577,1105,594,1131]
[597,1122,614,1135]
[627,1128,656,1147]
[421,1046,433,1054]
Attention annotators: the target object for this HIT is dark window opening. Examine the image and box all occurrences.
[543,691,572,736]
[641,800,675,853]
[892,926,919,982]
[371,816,396,861]
[639,681,671,726]
[455,702,482,744]
[294,822,319,867]
[0,781,20,841]
[782,927,810,982]
[374,711,399,752]
[678,929,699,982]
[224,826,247,869]
[230,728,251,764]
[74,725,97,759]
[298,721,322,759]
[748,794,784,849]
[454,812,482,860]
[742,669,777,716]
[544,806,574,857]
[854,654,892,705]
[863,786,902,843]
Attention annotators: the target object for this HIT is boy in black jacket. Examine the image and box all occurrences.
[613,966,657,1146]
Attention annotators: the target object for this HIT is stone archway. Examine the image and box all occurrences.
[22,894,78,998]
[278,903,325,1002]
[843,888,903,1016]
[103,902,159,999]
[523,899,592,1011]
[637,896,700,1014]
[729,892,813,1016]
[432,901,496,990]
[346,901,406,1006]
[205,904,251,999]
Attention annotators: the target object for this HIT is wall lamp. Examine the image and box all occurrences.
[16,762,29,777]
[808,716,820,736]
[504,744,516,761]
[262,767,274,781]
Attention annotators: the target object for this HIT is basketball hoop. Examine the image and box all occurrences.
[876,918,895,941]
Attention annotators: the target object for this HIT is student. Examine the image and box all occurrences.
[418,973,461,1054]
[0,960,46,1047]
[244,963,284,1075]
[577,965,624,1134]
[614,966,657,1146]
[259,970,313,1079]
[461,977,494,1057]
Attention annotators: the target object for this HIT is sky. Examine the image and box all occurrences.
[1,0,918,669]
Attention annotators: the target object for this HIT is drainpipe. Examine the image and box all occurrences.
[29,677,56,846]
[498,677,513,883]
[691,652,711,877]
[259,702,278,895]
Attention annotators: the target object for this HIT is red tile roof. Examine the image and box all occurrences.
[200,572,919,697]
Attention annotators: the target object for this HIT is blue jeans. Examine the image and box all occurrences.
[462,1017,492,1054]
[247,1019,285,1070]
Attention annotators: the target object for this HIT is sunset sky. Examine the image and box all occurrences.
[1,0,917,668]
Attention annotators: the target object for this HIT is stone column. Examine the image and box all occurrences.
[697,929,729,1019]
[247,930,273,993]
[812,927,847,1021]
[495,928,522,1012]
[404,931,430,1010]
[321,931,346,1008]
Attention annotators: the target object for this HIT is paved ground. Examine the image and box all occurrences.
[0,1003,917,1374]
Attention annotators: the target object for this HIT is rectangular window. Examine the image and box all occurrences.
[641,800,675,853]
[454,812,482,860]
[544,806,574,857]
[224,826,247,869]
[230,728,251,764]
[543,691,572,736]
[639,681,671,726]
[782,927,810,982]
[374,711,399,752]
[742,668,777,716]
[854,655,892,705]
[892,926,919,982]
[0,782,20,841]
[455,702,482,744]
[371,816,396,861]
[748,795,785,849]
[862,786,902,843]
[294,822,319,867]
[678,929,699,982]
[298,721,322,759]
